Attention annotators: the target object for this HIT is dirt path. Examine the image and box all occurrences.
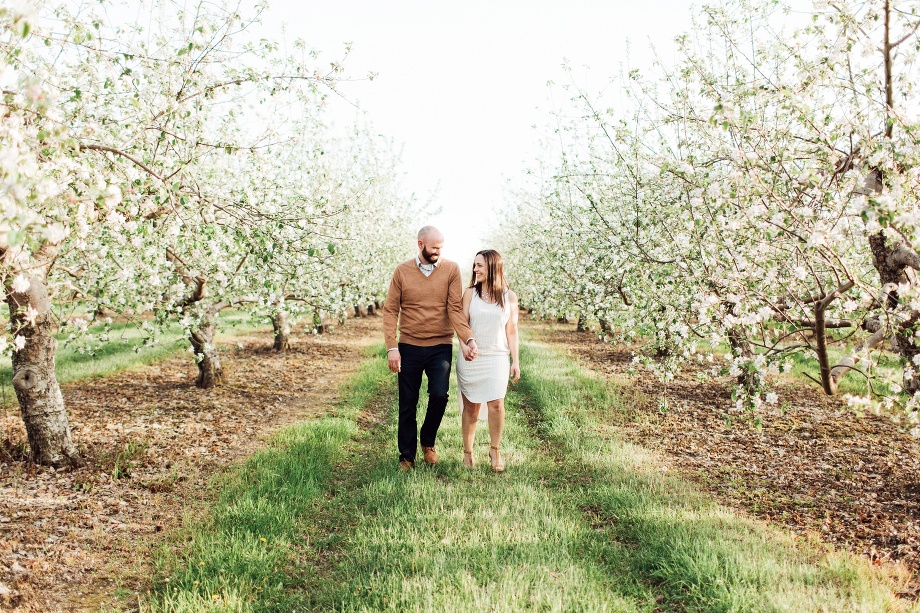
[527,316,920,596]
[0,317,380,612]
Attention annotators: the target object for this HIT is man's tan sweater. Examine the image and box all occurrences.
[383,258,474,349]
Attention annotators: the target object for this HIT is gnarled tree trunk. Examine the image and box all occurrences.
[7,276,81,466]
[864,4,920,393]
[190,318,224,388]
[272,309,291,351]
[599,318,612,335]
[576,313,588,332]
[869,231,920,394]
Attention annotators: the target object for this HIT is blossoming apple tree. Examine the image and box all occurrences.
[1,1,413,465]
[506,0,920,417]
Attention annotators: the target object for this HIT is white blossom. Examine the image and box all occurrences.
[10,274,30,294]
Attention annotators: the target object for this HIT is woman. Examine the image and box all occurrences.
[456,249,520,472]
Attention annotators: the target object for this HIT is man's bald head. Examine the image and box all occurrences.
[417,226,444,264]
[417,226,443,242]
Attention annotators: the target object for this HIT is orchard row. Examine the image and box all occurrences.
[0,2,414,465]
[504,0,920,421]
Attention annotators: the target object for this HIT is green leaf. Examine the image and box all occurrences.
[327,243,336,254]
[7,229,24,247]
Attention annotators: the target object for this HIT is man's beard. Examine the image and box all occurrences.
[421,246,439,263]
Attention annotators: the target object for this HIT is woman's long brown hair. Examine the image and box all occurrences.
[469,249,508,309]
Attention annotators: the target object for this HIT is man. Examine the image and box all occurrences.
[383,226,478,470]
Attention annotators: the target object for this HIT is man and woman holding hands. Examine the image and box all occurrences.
[383,226,520,473]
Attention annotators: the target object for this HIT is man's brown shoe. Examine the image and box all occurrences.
[399,460,414,471]
[422,446,439,465]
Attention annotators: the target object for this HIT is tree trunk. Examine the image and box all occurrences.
[599,319,612,335]
[895,317,920,395]
[868,231,920,393]
[93,304,116,320]
[354,304,367,318]
[272,310,291,351]
[727,327,760,398]
[312,310,326,334]
[7,276,81,467]
[576,314,588,332]
[556,315,568,323]
[190,319,224,388]
[366,303,376,316]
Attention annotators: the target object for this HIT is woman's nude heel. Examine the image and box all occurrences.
[462,449,475,468]
[489,446,505,473]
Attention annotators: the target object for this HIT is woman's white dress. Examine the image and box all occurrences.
[456,290,511,420]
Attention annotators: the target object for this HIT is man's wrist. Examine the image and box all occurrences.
[387,347,399,353]
[466,338,477,345]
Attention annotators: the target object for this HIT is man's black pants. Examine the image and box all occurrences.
[397,343,452,463]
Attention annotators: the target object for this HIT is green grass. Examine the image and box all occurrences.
[0,310,269,388]
[782,345,903,399]
[301,368,647,611]
[672,335,902,401]
[142,338,913,612]
[143,346,390,612]
[516,337,912,612]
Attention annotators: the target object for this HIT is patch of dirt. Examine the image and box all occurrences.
[0,316,380,612]
[527,316,920,594]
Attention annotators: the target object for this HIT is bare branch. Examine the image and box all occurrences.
[166,248,206,308]
[891,19,920,48]
[79,143,165,183]
[888,244,920,271]
[208,295,260,317]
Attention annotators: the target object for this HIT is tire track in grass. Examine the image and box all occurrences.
[142,346,388,612]
[515,336,912,612]
[302,346,655,612]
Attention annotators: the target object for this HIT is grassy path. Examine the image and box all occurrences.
[147,335,911,612]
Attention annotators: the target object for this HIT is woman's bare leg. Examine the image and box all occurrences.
[461,392,480,466]
[487,398,505,470]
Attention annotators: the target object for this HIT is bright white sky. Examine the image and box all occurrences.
[264,0,808,268]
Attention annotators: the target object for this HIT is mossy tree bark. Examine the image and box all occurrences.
[7,274,81,466]
[190,316,224,389]
[272,309,291,351]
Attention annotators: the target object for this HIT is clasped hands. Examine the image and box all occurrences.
[461,339,478,362]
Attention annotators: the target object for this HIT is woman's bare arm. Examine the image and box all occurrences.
[506,291,520,382]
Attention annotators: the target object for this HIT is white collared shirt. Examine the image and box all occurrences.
[416,255,439,277]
